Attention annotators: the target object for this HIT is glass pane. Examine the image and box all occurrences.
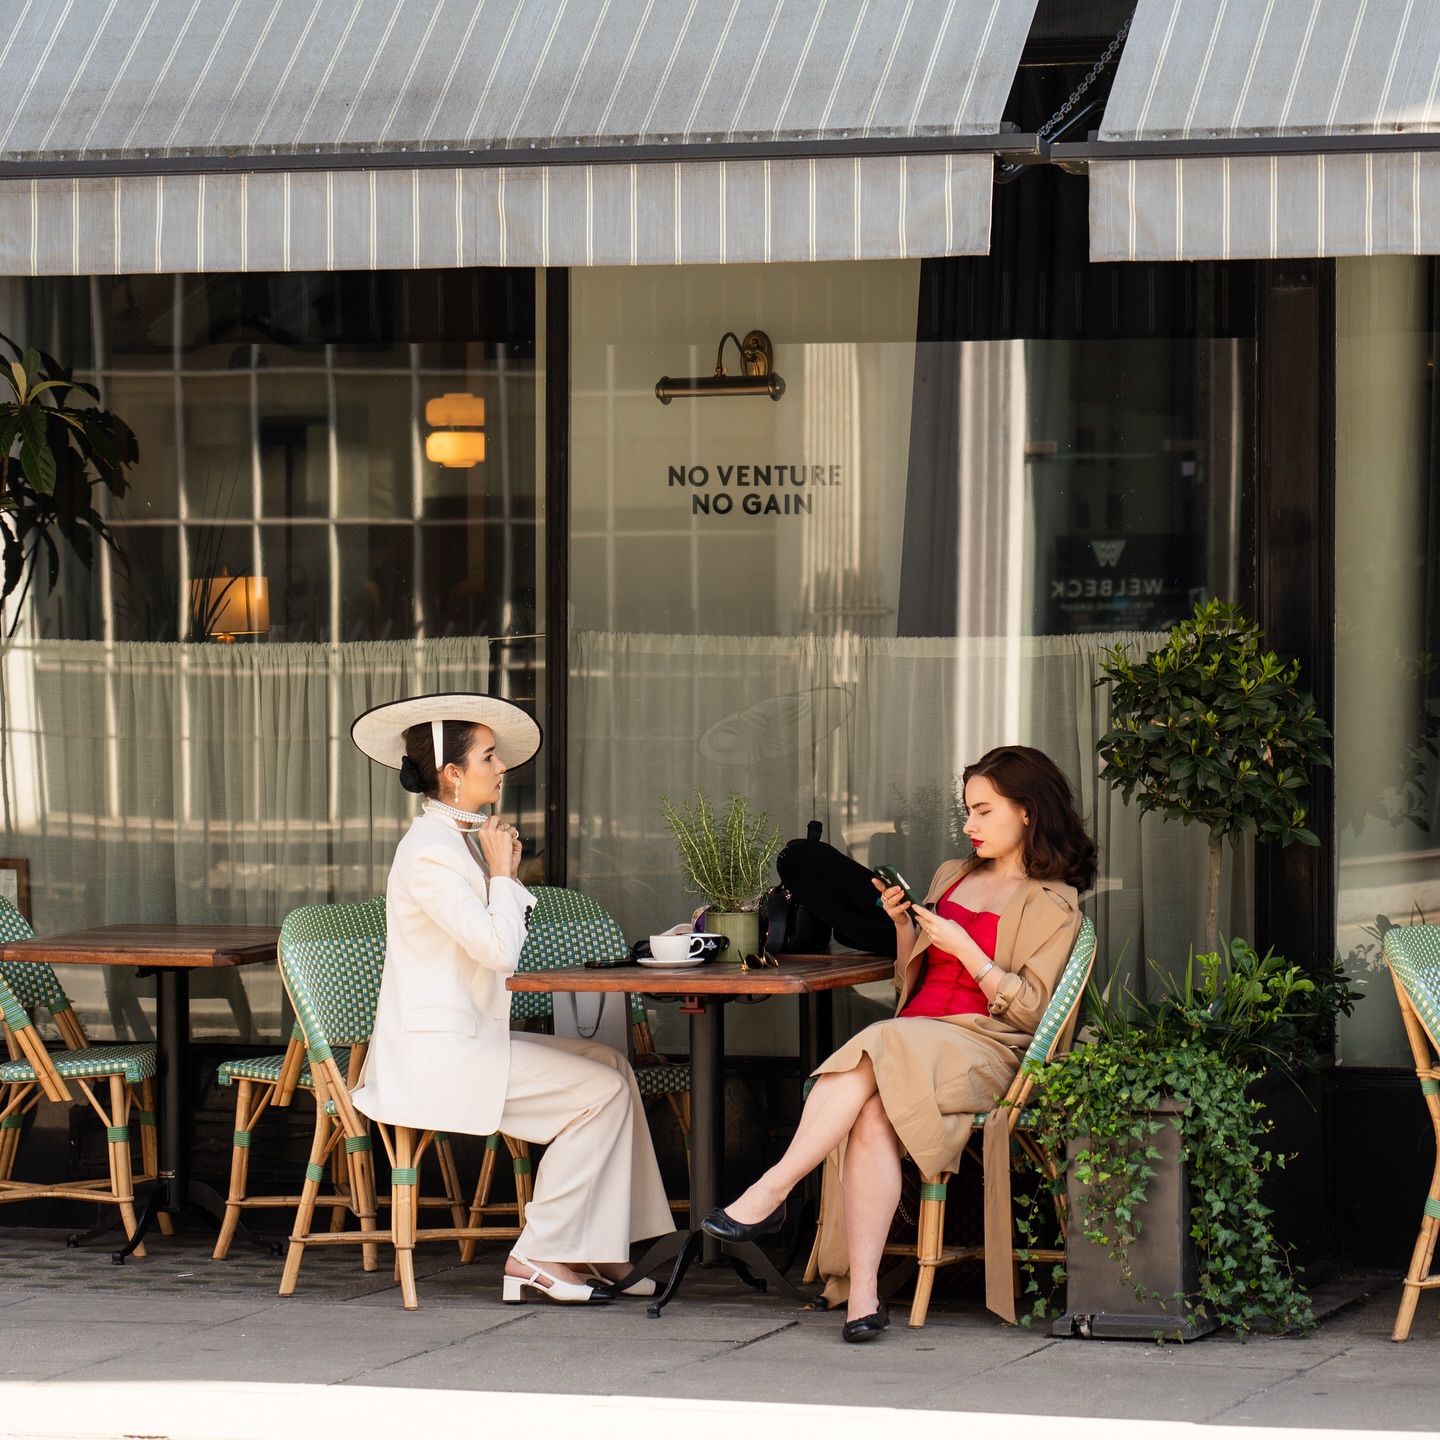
[259,523,331,642]
[335,377,413,518]
[1333,257,1440,1066]
[259,374,330,519]
[105,375,181,520]
[109,525,180,641]
[571,206,1256,1055]
[183,376,255,521]
[337,524,414,640]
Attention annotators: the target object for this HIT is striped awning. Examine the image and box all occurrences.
[1077,0,1440,261]
[0,0,1038,275]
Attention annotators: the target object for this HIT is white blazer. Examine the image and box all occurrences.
[350,811,537,1137]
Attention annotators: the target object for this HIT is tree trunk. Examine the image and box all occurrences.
[1204,837,1223,956]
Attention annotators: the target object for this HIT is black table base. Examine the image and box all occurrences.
[631,989,834,1316]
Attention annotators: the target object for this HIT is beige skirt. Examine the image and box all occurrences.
[812,1014,1023,1316]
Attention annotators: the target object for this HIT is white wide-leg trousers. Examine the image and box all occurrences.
[498,1031,675,1263]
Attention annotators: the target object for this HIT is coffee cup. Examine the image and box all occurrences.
[648,932,707,963]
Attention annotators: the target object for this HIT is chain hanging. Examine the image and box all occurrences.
[1035,12,1133,145]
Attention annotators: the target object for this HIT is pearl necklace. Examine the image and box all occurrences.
[422,798,489,833]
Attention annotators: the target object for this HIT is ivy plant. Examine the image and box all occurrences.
[1097,600,1332,954]
[1015,1032,1314,1336]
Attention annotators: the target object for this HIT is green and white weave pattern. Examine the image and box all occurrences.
[511,887,632,1023]
[1021,914,1097,1073]
[216,1020,352,1091]
[279,897,387,1066]
[1385,925,1440,1054]
[0,1043,156,1085]
[0,897,74,1021]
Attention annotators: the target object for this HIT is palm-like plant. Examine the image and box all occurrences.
[0,336,137,633]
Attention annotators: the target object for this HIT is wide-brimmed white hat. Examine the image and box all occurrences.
[350,693,541,771]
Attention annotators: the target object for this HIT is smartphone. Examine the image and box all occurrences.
[582,956,637,969]
[872,864,923,909]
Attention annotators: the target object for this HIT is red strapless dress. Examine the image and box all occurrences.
[901,896,999,1019]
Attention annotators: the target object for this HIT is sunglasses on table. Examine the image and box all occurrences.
[739,950,781,972]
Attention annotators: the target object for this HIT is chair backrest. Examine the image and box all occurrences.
[0,896,73,1021]
[512,887,630,1022]
[278,898,386,1064]
[1022,914,1098,1071]
[1383,924,1440,1064]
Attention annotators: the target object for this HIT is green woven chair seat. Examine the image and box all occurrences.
[633,1061,690,1097]
[971,1107,1039,1129]
[0,1042,156,1085]
[323,1096,340,1116]
[216,1045,352,1090]
[0,898,76,1029]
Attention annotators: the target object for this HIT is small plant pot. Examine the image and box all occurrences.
[703,910,759,963]
[1052,1098,1220,1343]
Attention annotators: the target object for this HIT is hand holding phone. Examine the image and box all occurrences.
[873,864,923,915]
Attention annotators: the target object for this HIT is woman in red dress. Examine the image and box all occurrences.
[703,746,1096,1342]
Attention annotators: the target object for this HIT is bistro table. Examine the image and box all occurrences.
[508,951,893,1315]
[0,924,280,1262]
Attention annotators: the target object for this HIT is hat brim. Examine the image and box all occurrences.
[350,693,541,771]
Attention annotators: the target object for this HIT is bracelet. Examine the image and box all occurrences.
[974,960,996,984]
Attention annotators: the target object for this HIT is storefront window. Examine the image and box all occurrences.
[569,171,1257,1054]
[1334,257,1440,1066]
[0,269,541,1043]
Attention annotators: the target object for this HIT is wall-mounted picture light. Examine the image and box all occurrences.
[655,330,785,403]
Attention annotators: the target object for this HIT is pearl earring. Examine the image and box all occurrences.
[453,781,461,804]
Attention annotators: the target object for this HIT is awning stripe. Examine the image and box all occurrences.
[1,155,994,274]
[1091,151,1440,262]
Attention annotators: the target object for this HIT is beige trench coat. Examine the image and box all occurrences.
[812,857,1081,1320]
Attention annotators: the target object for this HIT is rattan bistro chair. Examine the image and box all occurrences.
[210,1022,354,1260]
[462,886,692,1250]
[0,897,164,1253]
[803,914,1097,1328]
[276,898,519,1309]
[1380,924,1440,1342]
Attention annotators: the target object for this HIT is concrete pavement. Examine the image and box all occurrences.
[0,1226,1434,1434]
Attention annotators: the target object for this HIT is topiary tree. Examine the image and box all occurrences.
[1097,600,1332,954]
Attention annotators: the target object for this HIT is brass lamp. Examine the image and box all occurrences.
[192,567,270,643]
[425,391,486,467]
[656,330,785,403]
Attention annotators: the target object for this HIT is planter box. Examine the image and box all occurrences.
[1052,1099,1220,1342]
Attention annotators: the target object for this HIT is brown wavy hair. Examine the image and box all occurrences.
[962,745,1097,892]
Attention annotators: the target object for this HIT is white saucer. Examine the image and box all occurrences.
[636,955,708,969]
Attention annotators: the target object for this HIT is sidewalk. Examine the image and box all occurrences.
[0,1226,1435,1435]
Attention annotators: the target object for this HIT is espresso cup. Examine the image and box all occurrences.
[648,932,707,963]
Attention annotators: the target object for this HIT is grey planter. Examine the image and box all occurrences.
[1052,1098,1220,1342]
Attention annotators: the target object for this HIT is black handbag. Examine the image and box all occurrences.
[769,821,898,958]
[761,825,833,954]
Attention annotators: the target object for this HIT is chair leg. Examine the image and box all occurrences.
[908,1173,949,1329]
[434,1133,467,1252]
[460,1133,503,1264]
[214,1079,266,1261]
[279,1099,333,1296]
[511,1138,533,1223]
[1394,1186,1440,1341]
[392,1127,419,1311]
[344,1129,380,1272]
[106,1074,144,1260]
[135,1076,174,1236]
[803,1161,826,1284]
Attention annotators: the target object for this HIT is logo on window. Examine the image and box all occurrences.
[1091,539,1126,568]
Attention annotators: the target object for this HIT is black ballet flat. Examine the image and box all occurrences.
[699,1202,785,1243]
[842,1299,890,1343]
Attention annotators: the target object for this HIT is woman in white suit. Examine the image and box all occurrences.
[349,693,674,1305]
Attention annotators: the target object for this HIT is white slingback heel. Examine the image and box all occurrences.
[502,1257,615,1305]
[586,1265,658,1298]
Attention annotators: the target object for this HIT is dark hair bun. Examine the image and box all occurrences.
[398,755,427,794]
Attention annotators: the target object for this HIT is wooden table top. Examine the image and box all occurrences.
[507,952,894,997]
[0,924,280,969]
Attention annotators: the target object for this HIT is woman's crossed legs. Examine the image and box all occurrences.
[722,1055,900,1322]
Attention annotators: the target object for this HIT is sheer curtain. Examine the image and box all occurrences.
[0,636,490,1040]
[570,628,1252,1008]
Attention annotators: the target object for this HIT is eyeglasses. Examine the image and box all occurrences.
[739,950,780,972]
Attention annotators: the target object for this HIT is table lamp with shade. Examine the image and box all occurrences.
[190,567,270,642]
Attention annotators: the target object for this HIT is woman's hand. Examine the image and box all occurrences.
[909,903,973,962]
[477,815,521,879]
[872,877,915,928]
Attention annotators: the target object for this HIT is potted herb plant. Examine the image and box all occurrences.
[659,789,782,962]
